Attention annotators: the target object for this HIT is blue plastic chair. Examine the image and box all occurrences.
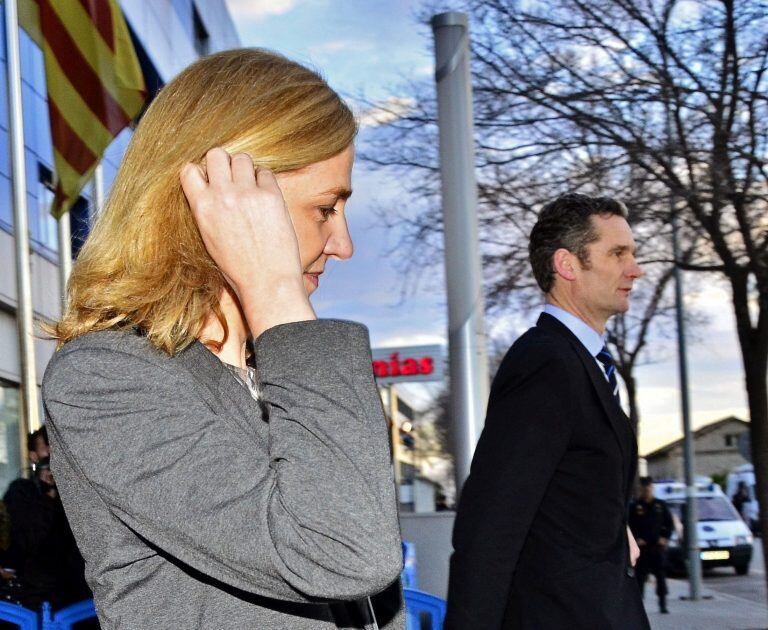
[403,588,446,630]
[41,599,97,629]
[0,600,38,630]
[401,541,418,589]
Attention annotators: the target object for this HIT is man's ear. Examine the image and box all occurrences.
[552,248,577,281]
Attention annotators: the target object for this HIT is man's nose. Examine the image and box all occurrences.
[627,257,643,279]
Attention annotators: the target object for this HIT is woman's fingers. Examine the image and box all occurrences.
[231,153,257,185]
[205,147,232,185]
[179,163,208,201]
[255,166,281,194]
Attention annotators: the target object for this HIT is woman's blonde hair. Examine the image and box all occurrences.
[50,48,357,355]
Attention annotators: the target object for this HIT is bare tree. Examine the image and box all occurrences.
[362,102,701,435]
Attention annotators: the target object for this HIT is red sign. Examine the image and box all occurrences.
[370,344,444,384]
[372,352,434,379]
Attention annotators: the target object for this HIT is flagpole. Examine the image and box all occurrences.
[5,0,40,473]
[57,213,72,312]
[93,162,105,215]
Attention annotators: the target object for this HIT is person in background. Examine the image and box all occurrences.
[629,476,673,614]
[27,427,50,468]
[1,456,91,610]
[732,481,751,521]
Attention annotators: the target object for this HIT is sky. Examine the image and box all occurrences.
[223,0,750,457]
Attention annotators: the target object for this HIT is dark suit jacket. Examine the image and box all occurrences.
[445,313,650,629]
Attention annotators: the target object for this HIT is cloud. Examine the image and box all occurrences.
[375,333,446,348]
[356,96,416,128]
[224,0,297,21]
[309,39,373,55]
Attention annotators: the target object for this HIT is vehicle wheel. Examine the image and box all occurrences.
[734,563,749,576]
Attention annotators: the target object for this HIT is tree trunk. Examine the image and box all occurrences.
[731,275,768,598]
[743,346,768,599]
[624,373,640,434]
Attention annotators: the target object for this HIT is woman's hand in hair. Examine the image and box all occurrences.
[181,148,315,337]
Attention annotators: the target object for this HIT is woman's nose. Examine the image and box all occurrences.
[326,216,354,260]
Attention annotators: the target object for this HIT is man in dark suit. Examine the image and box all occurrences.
[445,193,650,629]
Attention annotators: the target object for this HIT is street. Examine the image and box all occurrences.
[646,539,768,629]
[700,538,767,607]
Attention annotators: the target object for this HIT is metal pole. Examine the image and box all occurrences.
[431,12,490,491]
[93,162,105,216]
[672,212,702,599]
[389,385,401,486]
[664,85,702,600]
[57,214,72,313]
[5,0,40,471]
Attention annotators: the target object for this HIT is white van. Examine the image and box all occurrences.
[726,464,759,533]
[654,480,753,575]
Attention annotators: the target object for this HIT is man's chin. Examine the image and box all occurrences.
[615,301,631,314]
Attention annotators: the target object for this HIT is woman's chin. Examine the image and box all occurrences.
[303,277,318,296]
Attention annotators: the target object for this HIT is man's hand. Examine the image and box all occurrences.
[627,526,640,566]
[659,537,668,548]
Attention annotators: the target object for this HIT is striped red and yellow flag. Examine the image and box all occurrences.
[19,0,147,218]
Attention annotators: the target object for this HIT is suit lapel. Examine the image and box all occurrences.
[536,314,633,471]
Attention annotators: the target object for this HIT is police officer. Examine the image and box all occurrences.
[629,476,674,614]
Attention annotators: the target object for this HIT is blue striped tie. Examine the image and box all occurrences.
[596,345,621,405]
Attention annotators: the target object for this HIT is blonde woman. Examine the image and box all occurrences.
[42,49,404,629]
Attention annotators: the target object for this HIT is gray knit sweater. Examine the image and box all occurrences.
[42,320,405,629]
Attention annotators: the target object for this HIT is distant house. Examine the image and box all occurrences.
[644,416,750,481]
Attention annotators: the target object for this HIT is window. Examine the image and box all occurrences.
[33,162,59,253]
[36,162,91,259]
[725,434,733,447]
[192,5,209,57]
[0,380,21,496]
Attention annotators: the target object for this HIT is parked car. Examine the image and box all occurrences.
[655,480,753,576]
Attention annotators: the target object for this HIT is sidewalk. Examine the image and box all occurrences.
[645,578,767,630]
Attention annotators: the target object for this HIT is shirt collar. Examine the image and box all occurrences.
[543,304,605,357]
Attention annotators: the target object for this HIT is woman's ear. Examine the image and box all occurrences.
[552,248,577,282]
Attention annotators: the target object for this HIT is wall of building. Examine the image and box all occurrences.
[0,1,239,493]
[647,420,750,482]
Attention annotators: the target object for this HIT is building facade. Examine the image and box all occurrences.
[0,0,239,495]
[645,416,750,481]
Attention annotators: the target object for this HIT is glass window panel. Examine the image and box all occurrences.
[31,92,53,166]
[0,126,9,177]
[0,174,12,230]
[29,38,46,97]
[21,82,37,154]
[24,148,36,194]
[43,205,58,251]
[0,11,6,61]
[35,175,58,253]
[0,381,22,497]
[0,61,8,130]
[171,0,193,39]
[27,190,40,243]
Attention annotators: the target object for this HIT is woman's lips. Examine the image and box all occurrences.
[304,273,320,289]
